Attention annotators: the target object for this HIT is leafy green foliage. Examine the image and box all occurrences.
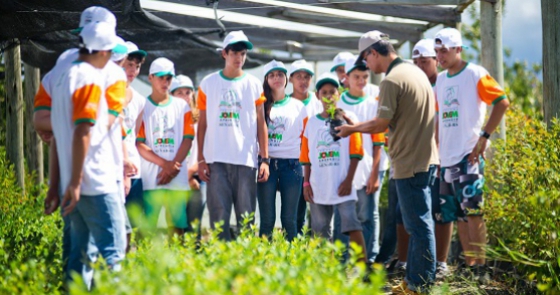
[485,108,560,293]
[0,147,384,294]
[321,95,340,119]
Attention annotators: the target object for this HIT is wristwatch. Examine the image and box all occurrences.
[261,157,271,165]
[479,130,491,139]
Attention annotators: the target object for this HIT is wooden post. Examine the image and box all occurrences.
[480,0,506,139]
[5,40,25,188]
[24,63,44,185]
[542,0,560,128]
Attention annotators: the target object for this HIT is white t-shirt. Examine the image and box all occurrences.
[197,71,264,169]
[435,62,506,167]
[300,114,364,205]
[292,92,322,118]
[47,61,118,196]
[123,88,146,179]
[137,96,195,191]
[365,83,380,100]
[186,123,199,170]
[338,91,388,190]
[267,95,308,159]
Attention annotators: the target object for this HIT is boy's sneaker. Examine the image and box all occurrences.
[455,261,475,279]
[474,264,491,284]
[435,262,450,280]
[387,259,406,278]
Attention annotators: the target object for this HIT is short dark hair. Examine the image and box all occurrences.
[78,47,99,55]
[127,53,146,64]
[224,42,248,53]
[369,39,396,57]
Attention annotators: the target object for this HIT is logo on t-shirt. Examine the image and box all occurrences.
[268,116,286,146]
[316,129,340,167]
[152,114,176,153]
[442,85,460,128]
[219,89,242,127]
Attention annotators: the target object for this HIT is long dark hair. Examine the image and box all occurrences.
[263,72,288,124]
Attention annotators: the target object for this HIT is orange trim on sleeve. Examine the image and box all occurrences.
[477,74,506,106]
[349,132,364,159]
[255,94,266,106]
[197,87,207,111]
[300,117,309,139]
[34,83,52,111]
[121,125,127,139]
[371,132,385,146]
[136,122,146,142]
[299,135,311,164]
[183,111,195,138]
[72,84,102,125]
[106,80,126,116]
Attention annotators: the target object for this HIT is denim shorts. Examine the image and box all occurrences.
[310,200,362,238]
[438,154,485,222]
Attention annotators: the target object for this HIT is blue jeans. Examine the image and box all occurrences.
[333,171,386,261]
[395,166,436,292]
[375,177,400,264]
[187,181,207,235]
[67,192,126,288]
[257,158,303,241]
[125,178,144,228]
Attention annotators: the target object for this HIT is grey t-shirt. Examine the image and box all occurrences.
[377,58,439,179]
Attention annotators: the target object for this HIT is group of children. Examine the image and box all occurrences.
[32,5,510,294]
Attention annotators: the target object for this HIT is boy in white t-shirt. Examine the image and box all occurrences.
[196,31,269,241]
[434,28,510,283]
[330,52,380,100]
[300,72,368,262]
[170,75,206,236]
[334,58,388,262]
[136,58,195,236]
[47,22,127,285]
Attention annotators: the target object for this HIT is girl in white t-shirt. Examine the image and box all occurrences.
[170,75,206,237]
[257,60,307,241]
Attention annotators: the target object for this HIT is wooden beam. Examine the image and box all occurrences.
[480,0,505,139]
[24,63,44,185]
[318,0,470,5]
[274,1,460,24]
[5,40,25,189]
[455,0,476,13]
[541,0,560,128]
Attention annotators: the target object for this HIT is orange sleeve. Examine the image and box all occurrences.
[183,111,195,139]
[371,132,385,146]
[300,117,309,139]
[477,74,507,106]
[121,125,127,139]
[255,92,266,106]
[299,135,311,165]
[349,132,363,160]
[106,80,126,116]
[197,87,207,111]
[34,83,52,112]
[72,84,102,125]
[136,122,146,142]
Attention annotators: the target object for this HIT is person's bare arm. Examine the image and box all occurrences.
[339,158,359,196]
[366,146,381,195]
[44,138,60,215]
[336,117,391,138]
[256,104,269,182]
[173,139,192,166]
[61,123,91,216]
[303,165,314,203]
[197,110,210,182]
[468,99,510,164]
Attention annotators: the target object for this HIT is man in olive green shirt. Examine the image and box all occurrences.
[337,30,439,294]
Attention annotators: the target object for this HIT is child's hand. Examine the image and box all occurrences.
[366,172,380,195]
[188,176,200,190]
[258,162,270,182]
[158,161,181,185]
[338,178,352,196]
[303,186,314,203]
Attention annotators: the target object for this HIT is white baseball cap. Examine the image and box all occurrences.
[125,41,147,57]
[170,75,194,93]
[315,72,340,91]
[222,31,253,50]
[330,52,354,72]
[358,30,390,55]
[111,36,128,62]
[289,59,314,77]
[149,57,175,77]
[74,6,117,33]
[79,22,127,54]
[263,60,287,77]
[412,39,437,58]
[434,28,463,48]
[344,56,367,75]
